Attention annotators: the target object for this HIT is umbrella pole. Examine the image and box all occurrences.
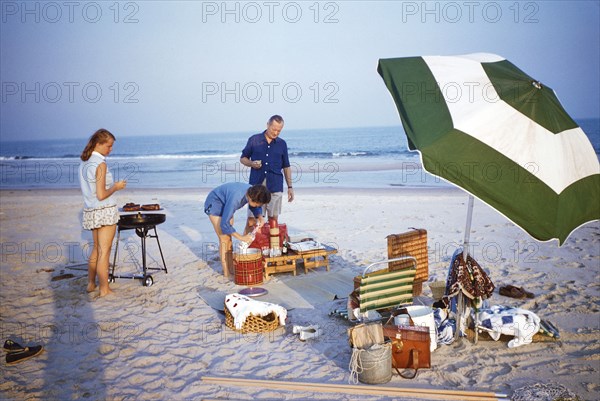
[461,195,479,343]
[454,292,464,342]
[462,194,474,260]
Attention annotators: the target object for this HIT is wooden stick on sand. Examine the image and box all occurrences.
[201,376,508,400]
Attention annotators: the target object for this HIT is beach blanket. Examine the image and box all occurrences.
[477,305,541,348]
[434,307,456,345]
[446,251,495,301]
[224,293,287,330]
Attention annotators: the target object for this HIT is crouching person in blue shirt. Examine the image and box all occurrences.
[204,182,271,278]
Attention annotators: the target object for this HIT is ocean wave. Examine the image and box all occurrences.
[0,153,242,161]
[332,151,370,157]
[289,150,411,158]
[119,153,241,160]
[0,151,412,161]
[0,156,73,161]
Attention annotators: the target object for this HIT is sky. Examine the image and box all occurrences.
[1,0,599,141]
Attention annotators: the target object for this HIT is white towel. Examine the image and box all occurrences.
[237,225,261,253]
[288,240,324,252]
[225,293,287,330]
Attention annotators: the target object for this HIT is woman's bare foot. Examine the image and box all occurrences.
[98,288,115,298]
[87,283,97,293]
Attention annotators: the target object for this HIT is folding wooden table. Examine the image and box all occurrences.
[263,245,337,279]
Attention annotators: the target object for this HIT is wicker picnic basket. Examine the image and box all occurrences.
[386,229,429,295]
[224,302,279,334]
[429,281,446,300]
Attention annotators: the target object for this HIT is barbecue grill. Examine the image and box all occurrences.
[110,212,168,287]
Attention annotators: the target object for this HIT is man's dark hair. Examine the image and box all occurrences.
[247,184,271,205]
[268,115,284,125]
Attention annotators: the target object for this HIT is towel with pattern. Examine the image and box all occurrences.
[477,305,540,348]
[446,251,495,301]
[434,307,456,345]
[225,293,287,330]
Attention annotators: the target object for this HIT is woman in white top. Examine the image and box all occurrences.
[79,129,127,297]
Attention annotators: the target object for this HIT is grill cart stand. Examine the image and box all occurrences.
[110,213,168,287]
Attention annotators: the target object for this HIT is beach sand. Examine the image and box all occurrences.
[0,187,598,400]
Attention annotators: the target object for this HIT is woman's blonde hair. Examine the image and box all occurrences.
[80,128,115,161]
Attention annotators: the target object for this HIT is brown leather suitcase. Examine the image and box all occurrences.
[383,325,430,378]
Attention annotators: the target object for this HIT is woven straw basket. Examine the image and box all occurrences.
[386,229,429,295]
[224,303,279,334]
[429,281,446,300]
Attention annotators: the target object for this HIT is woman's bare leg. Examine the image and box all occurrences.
[96,224,117,297]
[87,229,99,292]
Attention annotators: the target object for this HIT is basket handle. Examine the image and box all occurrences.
[362,256,417,277]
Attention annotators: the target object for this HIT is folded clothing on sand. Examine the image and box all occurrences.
[225,293,287,330]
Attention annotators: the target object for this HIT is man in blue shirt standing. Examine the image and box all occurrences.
[240,115,294,233]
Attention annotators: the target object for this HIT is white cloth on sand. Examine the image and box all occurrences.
[225,293,287,330]
[477,305,541,348]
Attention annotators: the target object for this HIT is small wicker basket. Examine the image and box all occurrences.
[429,281,446,300]
[224,303,279,333]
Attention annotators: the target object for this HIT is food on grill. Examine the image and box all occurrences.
[123,202,141,212]
[141,204,160,211]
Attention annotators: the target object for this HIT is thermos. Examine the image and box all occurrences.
[269,218,280,256]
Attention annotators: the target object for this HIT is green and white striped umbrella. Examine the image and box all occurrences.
[378,53,600,244]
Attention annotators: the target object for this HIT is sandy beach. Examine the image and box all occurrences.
[0,187,598,401]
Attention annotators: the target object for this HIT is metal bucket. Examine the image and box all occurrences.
[405,305,437,352]
[356,343,392,384]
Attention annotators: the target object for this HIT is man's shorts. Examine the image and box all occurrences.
[248,191,282,218]
[204,192,224,216]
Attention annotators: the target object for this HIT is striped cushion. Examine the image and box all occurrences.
[358,268,416,313]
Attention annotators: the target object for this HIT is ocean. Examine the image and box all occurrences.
[1,120,599,190]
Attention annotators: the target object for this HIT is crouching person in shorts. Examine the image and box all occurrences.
[204,183,271,278]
